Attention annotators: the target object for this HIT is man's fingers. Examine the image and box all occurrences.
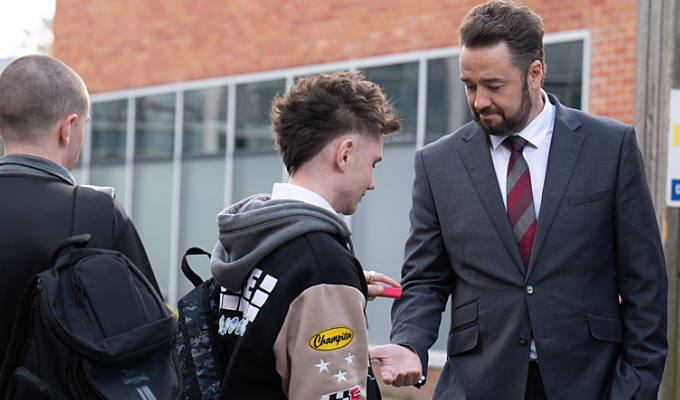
[392,373,405,387]
[386,371,419,387]
[370,344,423,386]
[381,370,394,384]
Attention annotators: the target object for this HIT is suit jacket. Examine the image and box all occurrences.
[390,94,667,400]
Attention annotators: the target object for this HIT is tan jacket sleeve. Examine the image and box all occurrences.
[273,284,368,400]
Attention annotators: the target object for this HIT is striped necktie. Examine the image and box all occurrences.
[505,136,536,268]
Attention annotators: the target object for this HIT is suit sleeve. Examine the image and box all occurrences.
[611,127,668,399]
[389,149,456,379]
[111,200,163,296]
[273,284,369,400]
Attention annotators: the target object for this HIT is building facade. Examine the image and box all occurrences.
[51,0,638,396]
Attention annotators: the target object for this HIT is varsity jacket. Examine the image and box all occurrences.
[211,194,372,400]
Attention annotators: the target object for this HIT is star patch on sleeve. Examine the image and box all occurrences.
[315,359,330,374]
[344,352,353,366]
[333,370,347,383]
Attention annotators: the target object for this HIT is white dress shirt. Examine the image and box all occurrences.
[488,91,555,219]
[271,182,336,215]
[488,91,555,361]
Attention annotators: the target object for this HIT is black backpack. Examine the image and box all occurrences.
[175,247,225,400]
[0,186,181,399]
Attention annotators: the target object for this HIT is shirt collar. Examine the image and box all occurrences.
[490,90,556,151]
[0,154,76,185]
[271,182,337,214]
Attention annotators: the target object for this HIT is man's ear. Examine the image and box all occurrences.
[57,114,78,146]
[335,137,355,172]
[527,60,543,91]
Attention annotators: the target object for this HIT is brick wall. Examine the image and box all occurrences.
[53,0,637,123]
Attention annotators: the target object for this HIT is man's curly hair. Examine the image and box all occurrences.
[270,71,401,175]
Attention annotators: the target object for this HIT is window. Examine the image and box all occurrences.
[426,56,471,144]
[135,94,176,159]
[178,87,229,296]
[361,62,418,143]
[235,79,285,151]
[89,99,128,199]
[183,87,228,157]
[544,40,583,109]
[91,99,127,163]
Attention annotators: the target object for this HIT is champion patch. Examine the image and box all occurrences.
[320,385,361,400]
[309,326,354,351]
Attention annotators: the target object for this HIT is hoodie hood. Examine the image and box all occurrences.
[211,194,352,291]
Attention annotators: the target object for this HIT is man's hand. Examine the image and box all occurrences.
[363,270,400,300]
[369,344,423,386]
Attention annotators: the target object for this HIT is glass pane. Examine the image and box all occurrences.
[232,152,283,201]
[71,167,82,184]
[361,63,418,143]
[235,79,285,151]
[91,99,127,163]
[426,57,471,144]
[90,165,126,203]
[133,161,173,299]
[544,40,583,109]
[178,158,226,298]
[135,93,175,159]
[183,87,228,157]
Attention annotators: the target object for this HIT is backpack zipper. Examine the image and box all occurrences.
[72,274,85,307]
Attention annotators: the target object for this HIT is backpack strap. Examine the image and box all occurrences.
[182,247,212,288]
[48,186,115,275]
[72,186,114,248]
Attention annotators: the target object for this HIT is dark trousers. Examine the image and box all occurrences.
[525,361,547,400]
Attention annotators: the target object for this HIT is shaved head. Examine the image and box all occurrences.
[0,55,89,145]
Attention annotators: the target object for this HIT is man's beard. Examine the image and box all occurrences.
[471,82,532,137]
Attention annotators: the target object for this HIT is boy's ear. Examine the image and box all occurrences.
[335,137,355,172]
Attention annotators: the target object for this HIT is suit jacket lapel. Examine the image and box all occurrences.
[527,95,584,276]
[458,126,527,276]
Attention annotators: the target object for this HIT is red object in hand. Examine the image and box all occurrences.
[380,286,402,298]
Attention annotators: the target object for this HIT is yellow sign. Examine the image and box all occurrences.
[674,124,680,146]
[309,326,354,351]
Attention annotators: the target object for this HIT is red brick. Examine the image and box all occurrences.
[53,0,637,128]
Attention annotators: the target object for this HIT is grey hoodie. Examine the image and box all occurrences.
[210,194,353,292]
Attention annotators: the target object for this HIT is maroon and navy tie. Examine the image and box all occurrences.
[505,136,536,268]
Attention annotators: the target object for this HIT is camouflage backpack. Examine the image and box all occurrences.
[175,248,225,400]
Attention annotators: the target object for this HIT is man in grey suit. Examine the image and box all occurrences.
[369,1,668,399]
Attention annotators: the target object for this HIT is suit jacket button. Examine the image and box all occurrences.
[518,338,528,346]
[526,285,534,295]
